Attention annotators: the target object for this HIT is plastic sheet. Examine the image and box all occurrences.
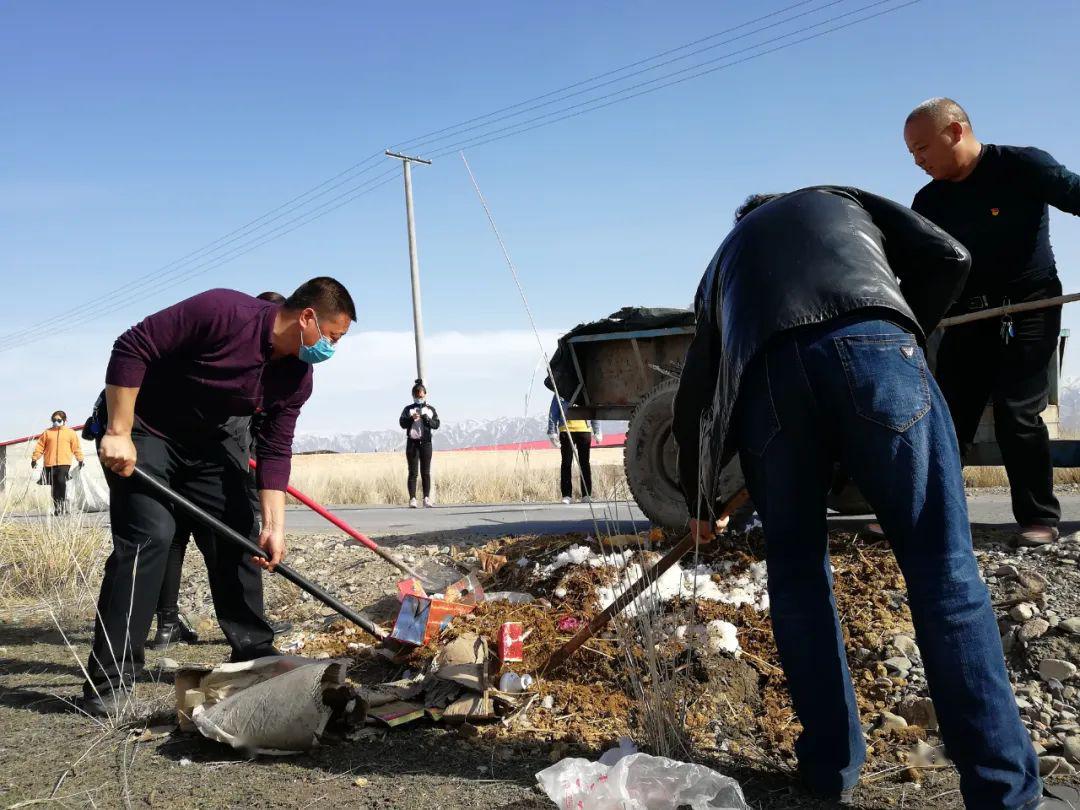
[537,746,747,810]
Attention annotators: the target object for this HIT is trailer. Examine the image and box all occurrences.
[549,308,1077,528]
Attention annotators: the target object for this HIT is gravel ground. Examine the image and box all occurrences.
[1,520,1078,809]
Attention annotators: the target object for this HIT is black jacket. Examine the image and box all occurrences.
[399,403,440,443]
[673,186,971,519]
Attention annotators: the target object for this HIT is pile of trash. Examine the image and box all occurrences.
[182,527,1049,800]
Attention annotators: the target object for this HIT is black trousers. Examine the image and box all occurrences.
[935,286,1062,527]
[154,517,214,622]
[559,431,592,498]
[406,439,433,498]
[44,465,70,513]
[85,428,275,696]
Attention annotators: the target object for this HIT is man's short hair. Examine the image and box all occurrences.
[256,291,286,304]
[285,277,357,321]
[905,97,972,131]
[734,193,783,223]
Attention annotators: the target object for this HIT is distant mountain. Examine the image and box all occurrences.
[1061,376,1079,433]
[293,416,624,453]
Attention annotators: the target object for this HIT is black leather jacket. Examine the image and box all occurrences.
[673,186,971,519]
[399,402,440,443]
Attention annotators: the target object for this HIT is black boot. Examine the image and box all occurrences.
[77,684,132,717]
[149,613,199,650]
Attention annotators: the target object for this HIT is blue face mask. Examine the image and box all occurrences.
[298,313,336,364]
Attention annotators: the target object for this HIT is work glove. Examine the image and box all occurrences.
[30,460,37,468]
[548,433,560,448]
[79,460,85,468]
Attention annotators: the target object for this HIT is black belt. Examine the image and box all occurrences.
[961,294,992,312]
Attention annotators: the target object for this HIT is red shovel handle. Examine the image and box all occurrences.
[248,458,422,580]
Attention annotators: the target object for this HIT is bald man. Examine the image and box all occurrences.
[903,98,1080,547]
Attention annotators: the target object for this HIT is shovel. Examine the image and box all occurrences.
[131,466,389,640]
[248,459,463,594]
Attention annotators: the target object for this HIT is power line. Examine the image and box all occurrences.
[397,0,854,155]
[0,0,921,351]
[389,0,830,152]
[0,0,869,344]
[1,151,388,338]
[0,169,401,350]
[1,0,857,345]
[426,0,920,158]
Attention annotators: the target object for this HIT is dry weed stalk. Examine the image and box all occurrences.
[602,484,692,758]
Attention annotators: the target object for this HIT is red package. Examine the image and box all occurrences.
[397,578,427,603]
[498,622,524,662]
[391,595,475,646]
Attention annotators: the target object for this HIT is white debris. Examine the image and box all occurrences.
[542,544,634,575]
[674,621,741,655]
[595,560,769,617]
[498,672,534,692]
[706,620,740,655]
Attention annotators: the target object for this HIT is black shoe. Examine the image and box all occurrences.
[1040,784,1080,810]
[149,615,199,650]
[270,620,293,636]
[76,687,130,717]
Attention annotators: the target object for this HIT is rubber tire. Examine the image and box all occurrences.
[624,378,690,529]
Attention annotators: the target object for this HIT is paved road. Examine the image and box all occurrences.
[13,492,1077,543]
[280,491,1078,542]
[285,499,649,544]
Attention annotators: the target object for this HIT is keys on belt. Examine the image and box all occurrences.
[958,294,1014,344]
[999,298,1014,344]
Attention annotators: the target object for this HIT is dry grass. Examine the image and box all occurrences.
[0,441,110,615]
[963,466,1080,487]
[288,447,629,505]
[0,515,110,616]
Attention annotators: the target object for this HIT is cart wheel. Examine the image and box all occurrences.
[624,378,689,529]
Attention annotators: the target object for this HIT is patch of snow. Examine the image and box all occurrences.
[542,544,635,575]
[595,559,769,617]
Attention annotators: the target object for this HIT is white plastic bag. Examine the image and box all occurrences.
[537,746,747,810]
[68,465,110,513]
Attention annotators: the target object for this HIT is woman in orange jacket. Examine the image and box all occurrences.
[31,410,84,515]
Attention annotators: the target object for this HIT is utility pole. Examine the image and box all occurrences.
[386,150,432,384]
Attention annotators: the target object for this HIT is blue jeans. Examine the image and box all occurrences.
[733,317,1040,809]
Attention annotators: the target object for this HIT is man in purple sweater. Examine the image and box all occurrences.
[81,277,355,716]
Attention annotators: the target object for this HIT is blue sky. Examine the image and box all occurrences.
[2,0,1078,437]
